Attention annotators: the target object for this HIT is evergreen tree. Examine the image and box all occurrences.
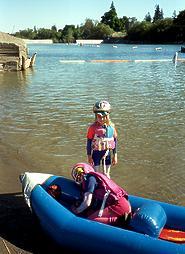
[144,12,152,22]
[51,25,57,31]
[174,9,185,24]
[172,10,177,19]
[153,5,164,22]
[161,9,164,19]
[33,26,37,33]
[100,1,120,31]
[173,10,185,42]
[13,3,185,43]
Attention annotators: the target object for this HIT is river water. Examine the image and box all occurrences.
[0,43,185,206]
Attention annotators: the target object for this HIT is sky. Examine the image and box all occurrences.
[0,0,185,33]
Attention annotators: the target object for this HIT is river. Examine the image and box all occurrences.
[0,43,185,252]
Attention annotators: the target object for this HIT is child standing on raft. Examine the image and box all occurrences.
[86,100,117,178]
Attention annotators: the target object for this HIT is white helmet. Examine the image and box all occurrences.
[93,100,111,114]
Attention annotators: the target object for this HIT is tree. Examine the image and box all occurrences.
[173,10,185,42]
[13,3,185,43]
[73,25,82,40]
[92,23,114,39]
[153,5,164,23]
[51,25,57,31]
[144,12,152,22]
[172,10,177,19]
[128,17,138,29]
[174,10,185,24]
[100,1,120,31]
[36,28,53,39]
[81,19,95,39]
[149,18,174,42]
[14,28,36,39]
[121,16,129,32]
[127,21,152,41]
[33,26,37,33]
[62,25,76,43]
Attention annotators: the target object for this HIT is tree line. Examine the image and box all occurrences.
[14,1,185,43]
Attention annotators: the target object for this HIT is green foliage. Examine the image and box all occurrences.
[144,12,152,22]
[174,10,185,25]
[62,25,76,43]
[14,28,36,39]
[153,5,164,23]
[81,19,95,39]
[121,16,130,32]
[92,23,114,39]
[35,28,54,39]
[149,18,174,42]
[51,25,57,31]
[127,21,152,41]
[172,10,177,19]
[100,1,123,31]
[13,2,185,43]
[173,10,185,42]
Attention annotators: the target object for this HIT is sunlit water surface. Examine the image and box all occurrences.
[0,44,185,205]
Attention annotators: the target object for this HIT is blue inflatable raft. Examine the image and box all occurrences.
[20,172,185,254]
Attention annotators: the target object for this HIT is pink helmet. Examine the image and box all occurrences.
[71,162,94,183]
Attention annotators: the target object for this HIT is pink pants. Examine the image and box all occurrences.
[88,197,131,225]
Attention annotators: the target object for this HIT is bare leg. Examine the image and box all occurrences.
[102,150,110,177]
[94,165,101,172]
[105,165,111,179]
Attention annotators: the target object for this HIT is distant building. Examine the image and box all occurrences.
[0,32,36,71]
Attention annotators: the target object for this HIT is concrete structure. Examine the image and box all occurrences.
[0,32,36,71]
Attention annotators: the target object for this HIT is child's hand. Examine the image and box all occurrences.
[87,155,94,166]
[112,154,118,165]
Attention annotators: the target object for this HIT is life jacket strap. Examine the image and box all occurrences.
[98,190,111,217]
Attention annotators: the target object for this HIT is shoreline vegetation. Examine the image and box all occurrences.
[12,1,185,45]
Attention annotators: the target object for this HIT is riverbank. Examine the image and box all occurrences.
[103,37,184,44]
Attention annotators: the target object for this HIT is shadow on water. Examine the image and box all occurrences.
[0,192,78,254]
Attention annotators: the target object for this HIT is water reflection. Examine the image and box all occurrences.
[0,68,34,87]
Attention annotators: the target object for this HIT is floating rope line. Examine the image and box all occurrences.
[134,59,172,62]
[90,59,131,63]
[59,59,182,63]
[59,60,86,63]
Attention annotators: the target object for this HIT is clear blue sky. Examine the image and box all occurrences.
[1,0,185,33]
